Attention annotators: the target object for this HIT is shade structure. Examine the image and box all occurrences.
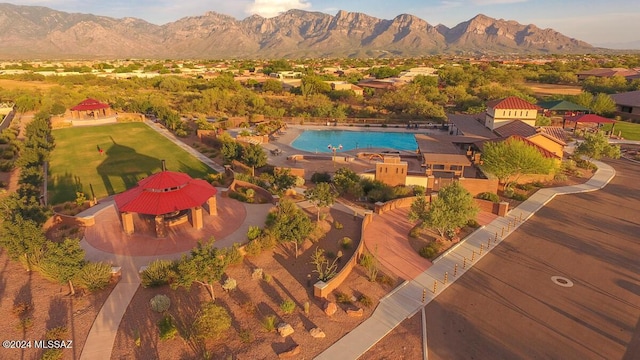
[564,114,615,124]
[537,100,589,112]
[114,171,217,215]
[71,98,110,111]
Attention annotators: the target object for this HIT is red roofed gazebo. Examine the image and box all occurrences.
[114,166,218,237]
[563,113,616,133]
[70,98,112,120]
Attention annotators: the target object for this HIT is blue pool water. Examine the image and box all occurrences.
[291,130,418,153]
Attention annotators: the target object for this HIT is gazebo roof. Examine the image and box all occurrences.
[71,98,110,111]
[114,171,217,215]
[537,100,589,112]
[564,114,615,124]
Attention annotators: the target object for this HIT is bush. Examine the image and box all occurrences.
[194,303,232,339]
[41,349,63,360]
[247,225,261,240]
[251,268,263,280]
[75,262,112,292]
[150,294,171,313]
[467,219,480,228]
[334,221,343,230]
[359,252,379,282]
[222,277,237,292]
[419,242,441,260]
[222,243,243,265]
[409,226,421,238]
[335,291,352,304]
[229,191,248,202]
[339,237,353,249]
[0,159,14,172]
[510,193,528,201]
[141,259,174,288]
[45,326,68,340]
[239,329,254,343]
[158,315,178,340]
[413,185,426,196]
[358,294,373,308]
[261,315,277,332]
[476,192,500,203]
[311,172,332,184]
[280,299,296,314]
[245,239,262,256]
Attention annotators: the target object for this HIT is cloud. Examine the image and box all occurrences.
[246,0,312,18]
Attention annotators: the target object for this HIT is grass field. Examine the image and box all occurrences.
[48,122,214,204]
[602,120,640,141]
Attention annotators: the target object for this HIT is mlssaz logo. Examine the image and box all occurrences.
[35,340,73,349]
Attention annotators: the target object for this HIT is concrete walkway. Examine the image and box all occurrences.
[144,119,225,173]
[315,159,615,360]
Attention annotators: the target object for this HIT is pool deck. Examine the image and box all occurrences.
[262,124,450,174]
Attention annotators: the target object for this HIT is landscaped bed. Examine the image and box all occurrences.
[110,207,398,359]
[48,122,214,204]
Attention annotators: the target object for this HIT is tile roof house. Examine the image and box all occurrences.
[610,90,640,122]
[576,68,639,81]
[493,120,566,159]
[484,96,539,130]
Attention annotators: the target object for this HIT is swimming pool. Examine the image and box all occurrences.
[291,130,418,153]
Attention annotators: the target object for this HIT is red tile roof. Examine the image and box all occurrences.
[114,171,217,215]
[539,126,567,145]
[70,98,110,111]
[564,114,615,124]
[494,120,537,138]
[487,96,538,110]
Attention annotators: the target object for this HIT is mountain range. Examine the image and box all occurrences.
[0,3,595,59]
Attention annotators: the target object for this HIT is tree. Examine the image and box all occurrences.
[411,182,479,238]
[266,199,313,258]
[575,131,621,161]
[271,168,297,195]
[481,138,557,187]
[38,238,86,295]
[590,93,617,116]
[304,182,338,221]
[408,195,430,224]
[172,240,228,301]
[262,79,283,94]
[0,215,46,269]
[332,167,363,198]
[242,144,267,176]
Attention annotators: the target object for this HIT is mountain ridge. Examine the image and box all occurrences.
[0,3,595,59]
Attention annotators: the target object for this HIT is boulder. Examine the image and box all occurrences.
[277,323,295,337]
[310,327,326,338]
[347,307,364,317]
[278,344,300,359]
[324,301,337,316]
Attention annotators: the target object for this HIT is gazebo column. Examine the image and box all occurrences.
[121,212,135,235]
[206,196,217,216]
[191,206,204,230]
[155,215,167,238]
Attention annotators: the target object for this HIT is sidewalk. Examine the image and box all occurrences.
[315,159,615,360]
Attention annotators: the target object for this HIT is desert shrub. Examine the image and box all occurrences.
[150,294,171,313]
[280,299,296,314]
[377,274,395,286]
[229,191,248,202]
[359,252,379,282]
[239,329,254,343]
[141,259,174,288]
[358,294,373,308]
[467,219,480,228]
[41,349,63,360]
[339,237,353,249]
[251,268,263,280]
[515,183,535,191]
[247,225,261,240]
[75,262,111,292]
[335,292,352,304]
[510,193,528,201]
[391,186,413,198]
[193,303,232,339]
[263,273,273,283]
[158,315,178,340]
[45,326,68,340]
[413,185,426,196]
[554,172,568,181]
[222,243,243,265]
[334,221,343,230]
[261,315,277,332]
[303,301,310,315]
[476,192,500,203]
[419,242,441,260]
[0,159,14,171]
[502,187,515,198]
[245,239,262,256]
[222,278,237,292]
[12,301,33,318]
[409,226,421,238]
[311,172,331,184]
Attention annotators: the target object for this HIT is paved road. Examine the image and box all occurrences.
[316,159,617,360]
[424,157,640,360]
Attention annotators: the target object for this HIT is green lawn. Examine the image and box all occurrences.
[48,122,214,204]
[602,120,640,141]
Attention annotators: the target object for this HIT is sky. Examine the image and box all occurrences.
[11,0,640,47]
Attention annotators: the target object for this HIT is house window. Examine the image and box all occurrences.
[508,111,511,116]
[621,106,632,113]
[526,111,529,117]
[396,168,399,174]
[520,111,523,116]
